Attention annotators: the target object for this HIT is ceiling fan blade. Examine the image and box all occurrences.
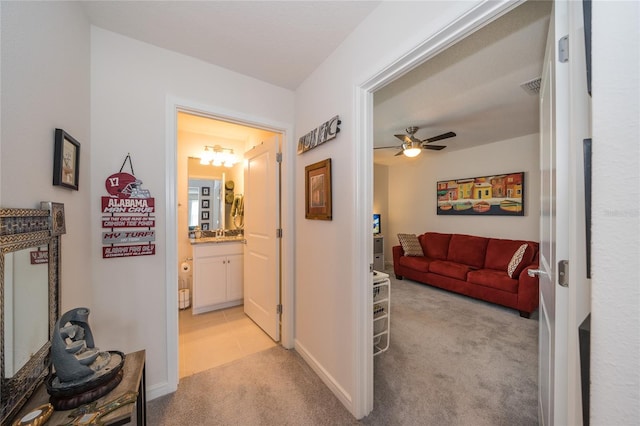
[424,131,456,143]
[374,145,402,150]
[394,149,405,156]
[394,134,412,144]
[422,144,447,151]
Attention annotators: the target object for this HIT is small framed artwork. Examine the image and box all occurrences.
[201,223,210,231]
[305,158,332,220]
[201,187,210,196]
[201,211,209,220]
[201,199,210,209]
[53,128,80,190]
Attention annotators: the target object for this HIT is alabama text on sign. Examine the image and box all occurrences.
[102,168,156,259]
[103,244,156,258]
[102,216,155,228]
[101,197,155,214]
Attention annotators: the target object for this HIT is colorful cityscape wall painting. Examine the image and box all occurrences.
[436,172,525,216]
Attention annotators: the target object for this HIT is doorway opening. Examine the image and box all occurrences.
[165,101,295,390]
[176,111,280,378]
[357,0,547,418]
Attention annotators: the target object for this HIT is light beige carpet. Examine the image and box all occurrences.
[148,273,538,425]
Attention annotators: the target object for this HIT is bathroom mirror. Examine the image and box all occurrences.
[188,177,223,233]
[0,208,60,424]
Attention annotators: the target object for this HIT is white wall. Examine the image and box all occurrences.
[294,0,486,417]
[383,134,540,257]
[90,27,294,396]
[2,1,637,423]
[591,1,640,424]
[389,134,540,245]
[0,1,92,310]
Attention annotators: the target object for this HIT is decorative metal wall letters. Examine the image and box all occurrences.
[297,115,341,154]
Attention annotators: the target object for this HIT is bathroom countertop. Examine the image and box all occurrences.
[190,236,245,244]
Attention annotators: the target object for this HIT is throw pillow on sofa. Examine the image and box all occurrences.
[397,233,424,257]
[507,243,529,278]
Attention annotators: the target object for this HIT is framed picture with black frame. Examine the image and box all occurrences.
[53,128,80,190]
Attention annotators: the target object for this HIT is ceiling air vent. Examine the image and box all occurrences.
[520,77,541,95]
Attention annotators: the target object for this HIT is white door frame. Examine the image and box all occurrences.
[353,0,525,417]
[164,97,295,392]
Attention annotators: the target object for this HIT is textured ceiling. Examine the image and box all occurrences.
[374,1,551,164]
[81,1,381,90]
[373,0,551,165]
[81,1,550,162]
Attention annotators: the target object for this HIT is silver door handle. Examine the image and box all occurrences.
[528,269,547,278]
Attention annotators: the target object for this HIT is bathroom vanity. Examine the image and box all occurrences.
[191,237,244,314]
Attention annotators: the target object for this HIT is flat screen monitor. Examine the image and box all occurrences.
[373,214,381,234]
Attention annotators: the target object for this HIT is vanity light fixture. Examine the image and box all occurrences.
[200,145,238,168]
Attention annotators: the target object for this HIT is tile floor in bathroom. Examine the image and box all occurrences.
[178,304,277,378]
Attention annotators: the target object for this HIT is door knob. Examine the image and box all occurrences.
[528,268,547,278]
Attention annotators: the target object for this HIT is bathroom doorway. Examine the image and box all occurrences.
[175,110,284,378]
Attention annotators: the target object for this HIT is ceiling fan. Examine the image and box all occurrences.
[375,126,456,157]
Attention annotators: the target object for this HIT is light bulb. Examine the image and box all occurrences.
[403,148,421,157]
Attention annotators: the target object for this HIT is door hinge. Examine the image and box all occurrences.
[276,228,283,238]
[558,35,569,63]
[558,260,569,287]
[276,304,282,314]
[276,152,283,163]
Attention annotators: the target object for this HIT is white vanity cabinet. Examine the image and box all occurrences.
[192,241,244,314]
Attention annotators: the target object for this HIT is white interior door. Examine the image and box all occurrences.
[538,1,570,424]
[243,136,281,341]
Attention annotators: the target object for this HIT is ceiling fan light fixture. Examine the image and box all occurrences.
[403,141,422,157]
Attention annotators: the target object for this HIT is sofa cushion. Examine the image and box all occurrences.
[484,239,535,275]
[419,232,451,260]
[447,234,489,269]
[398,255,431,272]
[429,260,472,280]
[397,233,424,256]
[467,269,519,293]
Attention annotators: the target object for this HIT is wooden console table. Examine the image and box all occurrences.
[13,350,146,426]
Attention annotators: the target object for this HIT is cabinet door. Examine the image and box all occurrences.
[226,253,244,301]
[193,256,227,311]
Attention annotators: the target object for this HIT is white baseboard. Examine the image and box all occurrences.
[146,380,177,401]
[294,339,353,413]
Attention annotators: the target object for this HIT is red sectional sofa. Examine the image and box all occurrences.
[392,232,539,318]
